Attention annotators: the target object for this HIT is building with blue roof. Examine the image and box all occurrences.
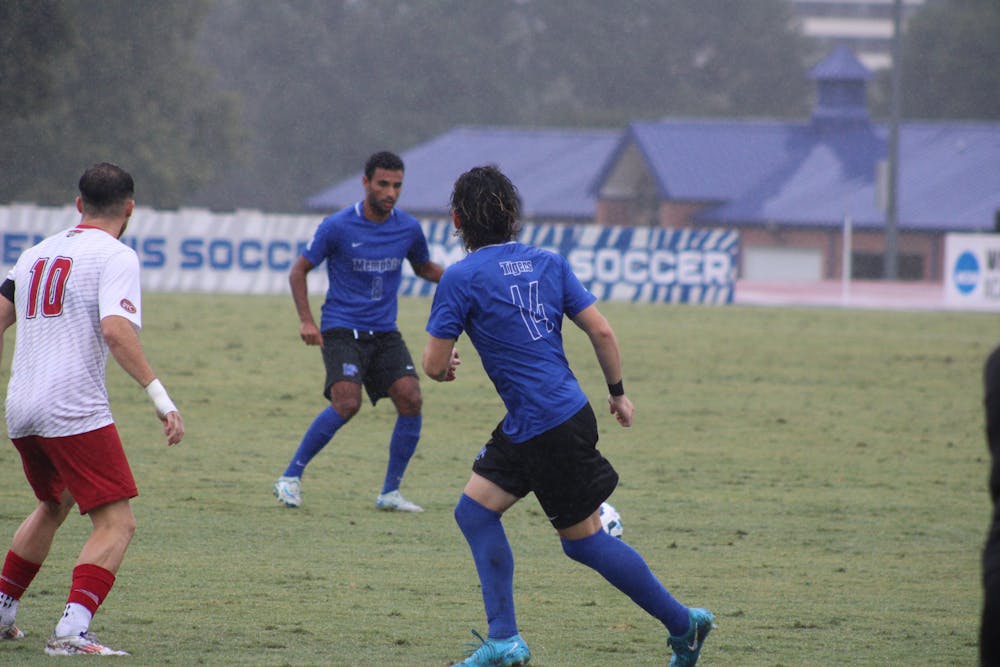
[306,46,1000,282]
[305,126,619,223]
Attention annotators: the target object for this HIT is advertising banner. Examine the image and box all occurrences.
[944,233,1000,311]
[0,205,739,304]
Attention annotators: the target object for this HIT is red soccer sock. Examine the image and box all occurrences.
[0,550,42,600]
[66,564,116,616]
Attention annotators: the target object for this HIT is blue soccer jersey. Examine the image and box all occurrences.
[304,202,431,331]
[426,242,597,443]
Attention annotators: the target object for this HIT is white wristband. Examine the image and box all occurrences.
[145,378,177,417]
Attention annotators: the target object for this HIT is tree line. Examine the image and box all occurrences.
[1,0,997,213]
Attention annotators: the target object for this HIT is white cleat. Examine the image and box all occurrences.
[0,623,24,640]
[44,632,129,656]
[274,476,302,508]
[375,490,424,512]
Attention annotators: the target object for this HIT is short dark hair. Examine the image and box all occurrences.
[78,163,134,216]
[450,165,521,251]
[364,151,404,179]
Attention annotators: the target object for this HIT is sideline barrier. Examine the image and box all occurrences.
[945,233,1000,311]
[0,205,739,304]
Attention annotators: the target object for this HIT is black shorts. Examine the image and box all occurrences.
[320,328,418,405]
[471,403,619,530]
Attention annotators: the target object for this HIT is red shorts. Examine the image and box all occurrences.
[12,423,138,515]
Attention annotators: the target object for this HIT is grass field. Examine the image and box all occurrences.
[0,293,995,666]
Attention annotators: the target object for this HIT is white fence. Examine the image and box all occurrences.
[0,204,740,304]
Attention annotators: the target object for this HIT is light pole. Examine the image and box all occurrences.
[885,0,903,279]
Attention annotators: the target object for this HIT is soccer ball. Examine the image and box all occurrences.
[599,501,623,539]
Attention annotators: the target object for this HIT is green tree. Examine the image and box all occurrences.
[194,0,811,212]
[518,0,811,123]
[0,1,74,118]
[900,0,1000,119]
[0,0,241,208]
[191,0,359,211]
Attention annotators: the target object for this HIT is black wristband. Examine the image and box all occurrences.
[0,278,14,303]
[608,380,624,397]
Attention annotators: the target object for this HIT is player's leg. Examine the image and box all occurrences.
[1,437,76,639]
[532,405,689,633]
[75,498,136,572]
[281,381,359,479]
[380,375,422,504]
[52,499,135,636]
[559,514,692,632]
[8,494,75,562]
[452,474,530,666]
[1,493,75,640]
[44,499,133,656]
[276,331,363,507]
[373,333,424,511]
[44,426,135,656]
[558,516,713,665]
[533,405,713,666]
[449,427,532,665]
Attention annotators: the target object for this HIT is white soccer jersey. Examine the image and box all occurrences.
[5,225,143,438]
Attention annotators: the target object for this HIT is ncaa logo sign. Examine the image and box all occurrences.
[952,251,980,295]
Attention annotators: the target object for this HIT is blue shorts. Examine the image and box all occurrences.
[471,403,619,530]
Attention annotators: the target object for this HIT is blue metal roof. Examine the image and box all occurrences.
[305,47,1000,234]
[809,44,874,81]
[606,119,820,202]
[894,122,1000,230]
[305,125,619,221]
[691,119,1000,231]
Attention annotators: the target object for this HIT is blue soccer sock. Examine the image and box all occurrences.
[454,494,518,639]
[381,414,421,494]
[282,407,346,478]
[562,529,691,637]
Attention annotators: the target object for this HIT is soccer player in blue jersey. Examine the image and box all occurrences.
[274,151,444,511]
[423,165,714,667]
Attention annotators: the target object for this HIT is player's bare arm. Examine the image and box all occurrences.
[412,259,444,284]
[422,335,460,382]
[289,255,322,345]
[571,304,633,427]
[102,315,185,445]
[0,291,15,360]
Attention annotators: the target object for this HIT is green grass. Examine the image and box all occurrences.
[0,294,994,666]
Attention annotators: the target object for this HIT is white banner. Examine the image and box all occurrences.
[944,233,1000,311]
[0,205,739,304]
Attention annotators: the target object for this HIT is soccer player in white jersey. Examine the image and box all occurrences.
[423,166,713,666]
[0,163,184,656]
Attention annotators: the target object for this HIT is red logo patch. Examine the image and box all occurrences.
[119,298,137,314]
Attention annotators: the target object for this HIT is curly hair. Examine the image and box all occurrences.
[364,151,404,179]
[450,165,521,251]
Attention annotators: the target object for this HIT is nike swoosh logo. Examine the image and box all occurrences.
[351,242,363,247]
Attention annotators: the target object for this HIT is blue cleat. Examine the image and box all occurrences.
[452,629,530,666]
[667,607,715,666]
